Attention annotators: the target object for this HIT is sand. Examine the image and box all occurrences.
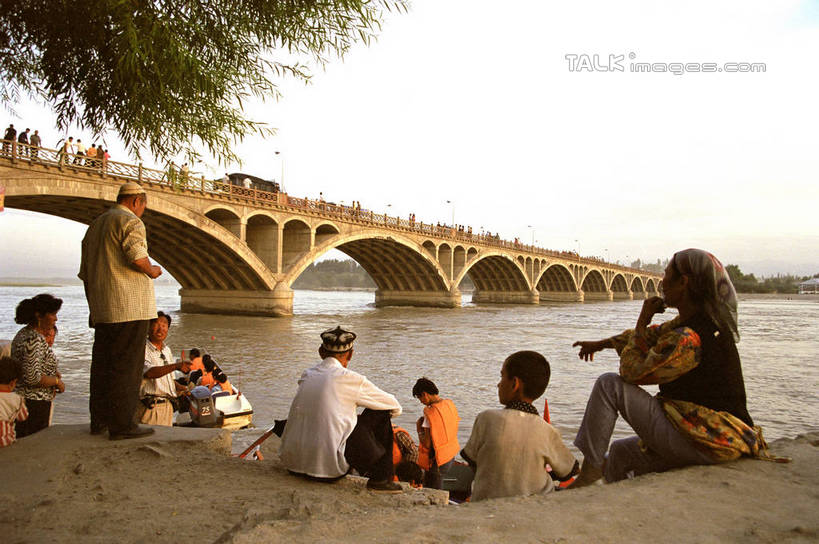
[1,425,817,544]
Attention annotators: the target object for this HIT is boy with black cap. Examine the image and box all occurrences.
[279,326,404,493]
[462,350,577,501]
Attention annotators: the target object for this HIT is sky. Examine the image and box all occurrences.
[1,0,818,279]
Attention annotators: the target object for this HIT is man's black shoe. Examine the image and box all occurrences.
[366,479,403,494]
[90,423,107,435]
[109,425,155,441]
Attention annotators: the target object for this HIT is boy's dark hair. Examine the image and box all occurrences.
[0,356,22,383]
[504,351,550,400]
[412,377,439,398]
[14,294,63,325]
[395,461,423,485]
[189,348,201,359]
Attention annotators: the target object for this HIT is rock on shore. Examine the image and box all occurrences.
[1,425,817,543]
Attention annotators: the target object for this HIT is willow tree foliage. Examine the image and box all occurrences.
[0,1,407,163]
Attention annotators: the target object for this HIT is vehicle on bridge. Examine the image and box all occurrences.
[227,172,279,193]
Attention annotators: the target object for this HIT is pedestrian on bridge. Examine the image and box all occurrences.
[3,124,16,154]
[29,130,41,159]
[79,181,163,440]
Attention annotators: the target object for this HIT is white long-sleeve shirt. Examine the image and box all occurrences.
[279,356,402,478]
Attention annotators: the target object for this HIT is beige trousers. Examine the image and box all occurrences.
[134,401,174,426]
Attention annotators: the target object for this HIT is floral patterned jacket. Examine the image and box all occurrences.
[609,317,769,462]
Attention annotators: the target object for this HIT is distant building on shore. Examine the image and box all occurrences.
[798,278,819,294]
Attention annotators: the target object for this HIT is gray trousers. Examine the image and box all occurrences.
[574,372,714,482]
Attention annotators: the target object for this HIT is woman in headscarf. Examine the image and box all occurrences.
[570,249,764,486]
[11,293,65,438]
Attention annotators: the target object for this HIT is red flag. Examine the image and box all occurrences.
[0,185,5,212]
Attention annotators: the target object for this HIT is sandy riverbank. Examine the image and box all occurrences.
[1,425,817,543]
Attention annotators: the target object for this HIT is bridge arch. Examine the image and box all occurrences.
[581,269,607,293]
[536,263,579,292]
[282,218,312,269]
[454,251,533,304]
[245,213,279,271]
[610,273,629,292]
[204,206,243,238]
[283,231,450,296]
[4,184,275,291]
[631,276,645,293]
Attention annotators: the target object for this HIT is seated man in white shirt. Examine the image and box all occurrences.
[278,326,403,493]
[136,311,190,426]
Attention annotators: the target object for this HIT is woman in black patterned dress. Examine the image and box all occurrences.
[11,294,65,438]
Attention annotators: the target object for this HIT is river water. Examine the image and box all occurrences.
[1,286,817,450]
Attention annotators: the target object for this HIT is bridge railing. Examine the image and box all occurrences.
[1,138,649,276]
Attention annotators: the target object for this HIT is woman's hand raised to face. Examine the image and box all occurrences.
[572,340,608,362]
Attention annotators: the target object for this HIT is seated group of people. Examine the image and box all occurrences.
[276,249,771,501]
[134,311,234,427]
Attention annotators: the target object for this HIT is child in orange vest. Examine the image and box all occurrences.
[413,377,460,489]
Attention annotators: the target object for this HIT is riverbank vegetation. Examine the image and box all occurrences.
[292,259,475,291]
[726,264,817,294]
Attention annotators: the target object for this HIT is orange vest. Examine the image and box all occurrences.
[417,398,460,469]
[199,371,216,387]
[218,379,233,395]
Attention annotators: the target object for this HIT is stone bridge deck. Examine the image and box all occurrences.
[0,139,662,316]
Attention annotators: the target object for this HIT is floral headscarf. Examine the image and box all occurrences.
[673,248,739,342]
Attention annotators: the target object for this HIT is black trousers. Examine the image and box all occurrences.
[89,320,150,433]
[344,409,395,482]
[15,398,51,438]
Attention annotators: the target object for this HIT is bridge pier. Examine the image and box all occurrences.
[584,290,614,301]
[471,289,540,305]
[179,284,294,317]
[612,290,634,300]
[374,289,462,308]
[539,289,584,303]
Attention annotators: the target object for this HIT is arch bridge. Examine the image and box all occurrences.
[0,141,662,316]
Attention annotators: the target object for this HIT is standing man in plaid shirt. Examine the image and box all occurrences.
[79,182,163,440]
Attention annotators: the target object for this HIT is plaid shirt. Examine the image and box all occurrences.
[79,204,157,324]
[394,427,419,464]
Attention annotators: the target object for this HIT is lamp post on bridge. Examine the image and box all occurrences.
[274,150,285,193]
[445,199,455,227]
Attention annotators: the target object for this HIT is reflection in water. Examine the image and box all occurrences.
[1,286,817,449]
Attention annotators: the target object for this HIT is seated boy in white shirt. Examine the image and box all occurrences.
[462,350,578,501]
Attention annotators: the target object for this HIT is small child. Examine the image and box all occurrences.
[0,355,29,447]
[461,350,577,501]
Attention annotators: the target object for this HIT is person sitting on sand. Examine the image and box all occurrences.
[278,326,404,493]
[571,249,765,487]
[0,356,29,447]
[392,424,423,486]
[413,377,460,489]
[461,351,577,501]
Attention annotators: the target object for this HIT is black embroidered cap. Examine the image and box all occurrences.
[320,326,356,353]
